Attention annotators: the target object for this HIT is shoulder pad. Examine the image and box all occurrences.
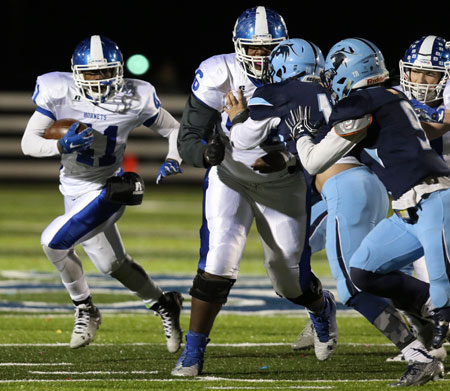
[334,114,372,136]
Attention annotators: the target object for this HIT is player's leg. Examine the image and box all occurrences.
[81,224,183,353]
[413,189,450,348]
[172,168,252,376]
[349,216,445,385]
[40,189,123,348]
[292,196,327,351]
[253,173,337,361]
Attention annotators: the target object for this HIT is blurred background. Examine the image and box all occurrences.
[2,1,448,184]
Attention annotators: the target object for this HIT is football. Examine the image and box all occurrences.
[44,118,88,140]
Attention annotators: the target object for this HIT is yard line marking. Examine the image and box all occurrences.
[207,387,333,390]
[0,363,72,366]
[29,370,158,375]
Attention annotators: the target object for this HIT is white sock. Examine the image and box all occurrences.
[402,339,433,363]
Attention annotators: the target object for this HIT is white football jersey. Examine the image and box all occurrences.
[193,53,292,183]
[26,72,175,197]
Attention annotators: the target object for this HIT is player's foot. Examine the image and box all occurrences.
[291,318,314,351]
[70,299,101,349]
[431,309,450,349]
[386,347,447,363]
[171,331,209,376]
[152,291,183,353]
[388,358,444,387]
[308,290,338,361]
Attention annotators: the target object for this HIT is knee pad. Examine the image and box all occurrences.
[189,269,236,304]
[287,271,323,307]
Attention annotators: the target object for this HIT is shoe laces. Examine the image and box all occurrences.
[73,304,93,334]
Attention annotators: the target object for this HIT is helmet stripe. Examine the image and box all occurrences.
[254,6,269,36]
[89,35,104,63]
[418,35,436,56]
[306,40,319,73]
[354,38,377,54]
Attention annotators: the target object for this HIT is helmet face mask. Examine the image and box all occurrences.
[232,6,288,79]
[324,38,389,100]
[399,35,449,104]
[72,35,124,103]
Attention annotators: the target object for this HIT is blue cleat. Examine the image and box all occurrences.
[171,331,209,376]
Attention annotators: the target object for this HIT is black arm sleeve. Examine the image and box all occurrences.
[177,93,221,168]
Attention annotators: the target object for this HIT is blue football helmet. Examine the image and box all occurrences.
[399,35,449,104]
[232,6,288,79]
[324,38,389,100]
[267,38,325,83]
[71,35,124,103]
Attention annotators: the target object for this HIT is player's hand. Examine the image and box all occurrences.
[204,134,225,166]
[156,159,183,184]
[285,106,315,141]
[58,122,94,154]
[410,99,445,123]
[224,89,248,124]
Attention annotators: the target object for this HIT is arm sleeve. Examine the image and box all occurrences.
[177,93,221,168]
[296,129,365,175]
[149,107,182,163]
[21,111,60,157]
[229,117,281,150]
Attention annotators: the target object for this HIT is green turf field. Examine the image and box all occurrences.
[0,183,448,390]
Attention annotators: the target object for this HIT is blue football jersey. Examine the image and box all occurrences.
[329,86,450,199]
[248,79,333,156]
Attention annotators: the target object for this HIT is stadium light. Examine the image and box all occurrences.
[126,54,150,75]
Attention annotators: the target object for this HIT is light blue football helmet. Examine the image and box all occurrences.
[324,38,389,100]
[399,35,449,103]
[268,38,325,83]
[71,35,124,103]
[232,6,288,79]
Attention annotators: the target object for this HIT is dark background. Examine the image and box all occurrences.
[4,1,449,94]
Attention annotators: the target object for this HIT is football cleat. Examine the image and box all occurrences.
[308,290,338,361]
[388,358,444,387]
[152,291,184,353]
[171,331,209,377]
[70,300,102,349]
[431,310,450,349]
[291,318,314,351]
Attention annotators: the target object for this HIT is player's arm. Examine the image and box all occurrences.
[177,93,222,168]
[408,99,450,140]
[225,89,281,149]
[297,115,370,175]
[21,111,60,157]
[150,107,182,164]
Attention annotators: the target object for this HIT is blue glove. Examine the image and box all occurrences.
[156,159,183,184]
[58,122,94,154]
[410,99,445,123]
[285,105,315,141]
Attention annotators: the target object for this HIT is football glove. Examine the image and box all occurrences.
[204,133,225,166]
[156,159,183,184]
[58,122,94,154]
[410,99,445,123]
[285,106,316,141]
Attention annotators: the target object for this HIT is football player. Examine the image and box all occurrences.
[292,37,448,386]
[172,7,337,377]
[227,37,448,371]
[21,35,184,352]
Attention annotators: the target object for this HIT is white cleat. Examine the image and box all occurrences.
[308,290,338,361]
[70,302,101,349]
[152,291,183,353]
[291,318,314,351]
[386,346,447,363]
